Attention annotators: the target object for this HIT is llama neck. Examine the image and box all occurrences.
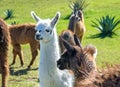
[68,19,76,33]
[73,68,96,82]
[81,14,84,23]
[40,29,60,72]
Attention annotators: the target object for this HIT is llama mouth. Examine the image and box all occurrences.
[57,64,65,70]
[39,37,43,40]
[35,36,43,40]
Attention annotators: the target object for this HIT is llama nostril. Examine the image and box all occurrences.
[35,34,43,40]
[36,34,39,39]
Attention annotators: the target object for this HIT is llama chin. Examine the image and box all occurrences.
[31,11,74,87]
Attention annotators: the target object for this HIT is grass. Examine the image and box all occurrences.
[0,0,120,87]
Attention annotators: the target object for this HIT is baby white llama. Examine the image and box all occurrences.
[31,11,73,87]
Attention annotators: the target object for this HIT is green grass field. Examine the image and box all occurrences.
[0,0,120,87]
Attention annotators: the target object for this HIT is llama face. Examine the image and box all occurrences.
[35,20,53,41]
[77,10,83,20]
[57,36,97,74]
[31,11,60,42]
[70,11,81,23]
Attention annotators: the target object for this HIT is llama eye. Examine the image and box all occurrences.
[45,29,50,32]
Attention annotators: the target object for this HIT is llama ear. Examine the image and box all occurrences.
[59,36,74,54]
[84,45,97,59]
[74,34,82,47]
[31,11,41,22]
[51,12,60,28]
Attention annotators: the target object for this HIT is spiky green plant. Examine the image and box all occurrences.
[69,0,90,11]
[4,9,14,20]
[92,15,120,37]
[10,21,19,25]
[64,0,90,19]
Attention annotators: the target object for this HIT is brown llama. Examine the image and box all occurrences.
[9,23,40,68]
[0,18,10,87]
[59,10,85,53]
[57,35,120,87]
[57,35,97,87]
[94,64,120,87]
[68,9,86,42]
[59,30,76,53]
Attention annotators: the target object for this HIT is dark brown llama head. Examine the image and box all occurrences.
[57,35,97,77]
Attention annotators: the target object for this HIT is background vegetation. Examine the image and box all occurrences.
[0,0,120,87]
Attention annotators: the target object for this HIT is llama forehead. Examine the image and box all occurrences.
[35,19,51,30]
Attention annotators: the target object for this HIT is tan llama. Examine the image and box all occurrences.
[59,10,86,53]
[68,10,86,42]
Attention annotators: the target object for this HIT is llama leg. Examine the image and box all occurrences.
[2,61,9,87]
[11,44,24,66]
[28,44,38,68]
[18,50,24,66]
[16,44,24,66]
[10,49,17,65]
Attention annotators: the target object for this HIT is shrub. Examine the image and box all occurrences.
[69,0,90,11]
[91,15,120,37]
[10,21,19,25]
[4,9,14,20]
[64,0,90,19]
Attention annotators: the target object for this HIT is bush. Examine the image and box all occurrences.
[91,15,120,37]
[69,0,90,11]
[10,21,19,25]
[4,9,14,20]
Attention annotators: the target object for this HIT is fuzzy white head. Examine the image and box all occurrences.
[31,11,60,42]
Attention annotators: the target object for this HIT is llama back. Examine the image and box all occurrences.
[9,23,38,44]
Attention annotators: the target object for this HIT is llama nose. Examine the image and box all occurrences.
[78,17,81,21]
[35,34,43,40]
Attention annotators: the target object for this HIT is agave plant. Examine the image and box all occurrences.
[92,15,120,37]
[63,0,89,19]
[69,0,90,11]
[4,9,14,20]
[10,21,19,25]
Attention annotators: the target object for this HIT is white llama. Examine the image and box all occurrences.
[31,11,74,87]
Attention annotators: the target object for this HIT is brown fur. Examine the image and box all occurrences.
[73,65,120,87]
[58,36,120,87]
[57,35,97,87]
[68,10,86,42]
[0,18,10,87]
[9,23,40,68]
[59,30,76,53]
[59,10,85,53]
